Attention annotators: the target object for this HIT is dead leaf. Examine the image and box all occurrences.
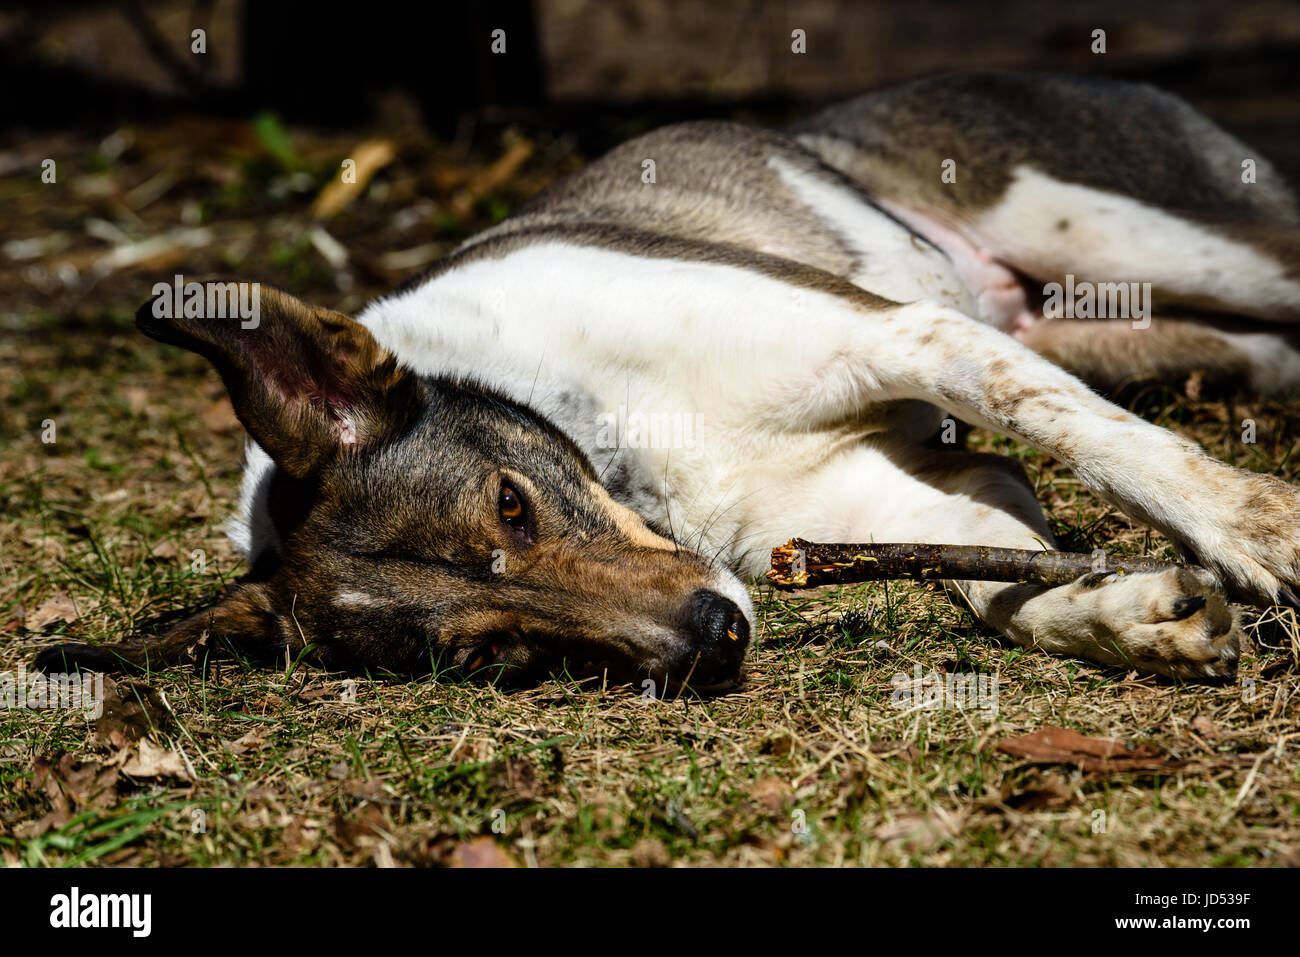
[999,772,1076,811]
[223,730,268,755]
[448,836,519,868]
[16,753,120,838]
[333,804,391,852]
[485,757,542,801]
[279,816,318,861]
[342,778,387,801]
[91,678,171,745]
[25,593,87,631]
[2,606,25,632]
[299,686,346,704]
[121,385,151,414]
[149,539,179,560]
[121,739,190,780]
[760,733,795,757]
[996,726,1182,773]
[874,809,963,853]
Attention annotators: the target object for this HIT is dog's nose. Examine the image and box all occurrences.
[683,589,750,682]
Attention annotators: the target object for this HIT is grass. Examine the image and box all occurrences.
[2,121,1299,867]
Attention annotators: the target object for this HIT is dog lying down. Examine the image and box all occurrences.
[35,72,1300,691]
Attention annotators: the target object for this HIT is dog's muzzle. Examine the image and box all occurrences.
[680,588,751,686]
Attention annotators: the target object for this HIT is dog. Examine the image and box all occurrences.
[35,71,1300,689]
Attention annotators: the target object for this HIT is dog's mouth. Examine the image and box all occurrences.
[457,631,526,678]
[453,630,747,695]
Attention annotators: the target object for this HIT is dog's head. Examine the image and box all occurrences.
[38,284,752,692]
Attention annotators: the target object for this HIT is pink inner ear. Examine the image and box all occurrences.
[240,326,369,447]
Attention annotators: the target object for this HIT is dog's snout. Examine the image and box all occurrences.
[690,589,749,647]
[682,589,750,683]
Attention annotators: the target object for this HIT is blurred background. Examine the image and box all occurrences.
[2,0,1299,323]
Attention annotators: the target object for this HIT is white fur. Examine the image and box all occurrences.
[229,440,276,559]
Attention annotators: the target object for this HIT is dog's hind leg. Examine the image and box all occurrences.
[795,73,1300,325]
[1015,316,1300,398]
[806,442,1240,678]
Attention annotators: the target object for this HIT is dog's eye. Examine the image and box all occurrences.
[499,484,526,528]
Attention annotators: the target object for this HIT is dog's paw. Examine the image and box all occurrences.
[1072,567,1240,679]
[1175,469,1300,610]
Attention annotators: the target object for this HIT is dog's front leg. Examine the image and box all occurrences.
[813,444,1241,678]
[812,299,1300,608]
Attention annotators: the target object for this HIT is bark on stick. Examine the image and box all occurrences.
[767,539,1189,589]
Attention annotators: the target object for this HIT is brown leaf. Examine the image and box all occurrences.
[299,686,347,704]
[874,810,963,853]
[1,606,25,632]
[486,756,542,800]
[121,386,151,415]
[223,730,268,755]
[121,739,190,780]
[26,593,88,631]
[1191,715,1220,738]
[996,726,1181,773]
[448,836,519,868]
[333,804,390,852]
[149,539,179,560]
[16,753,120,838]
[1000,773,1076,811]
[92,678,171,745]
[759,733,795,757]
[342,778,386,801]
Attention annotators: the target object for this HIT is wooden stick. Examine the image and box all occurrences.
[767,539,1190,589]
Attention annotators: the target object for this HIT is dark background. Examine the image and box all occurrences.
[4,0,1299,171]
[2,0,1298,325]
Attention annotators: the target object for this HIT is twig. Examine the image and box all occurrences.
[767,539,1190,589]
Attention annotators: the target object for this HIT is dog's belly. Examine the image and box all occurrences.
[765,156,976,316]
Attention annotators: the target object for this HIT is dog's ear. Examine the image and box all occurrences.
[33,583,292,675]
[136,283,423,478]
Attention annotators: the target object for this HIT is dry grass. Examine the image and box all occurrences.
[2,121,1299,867]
